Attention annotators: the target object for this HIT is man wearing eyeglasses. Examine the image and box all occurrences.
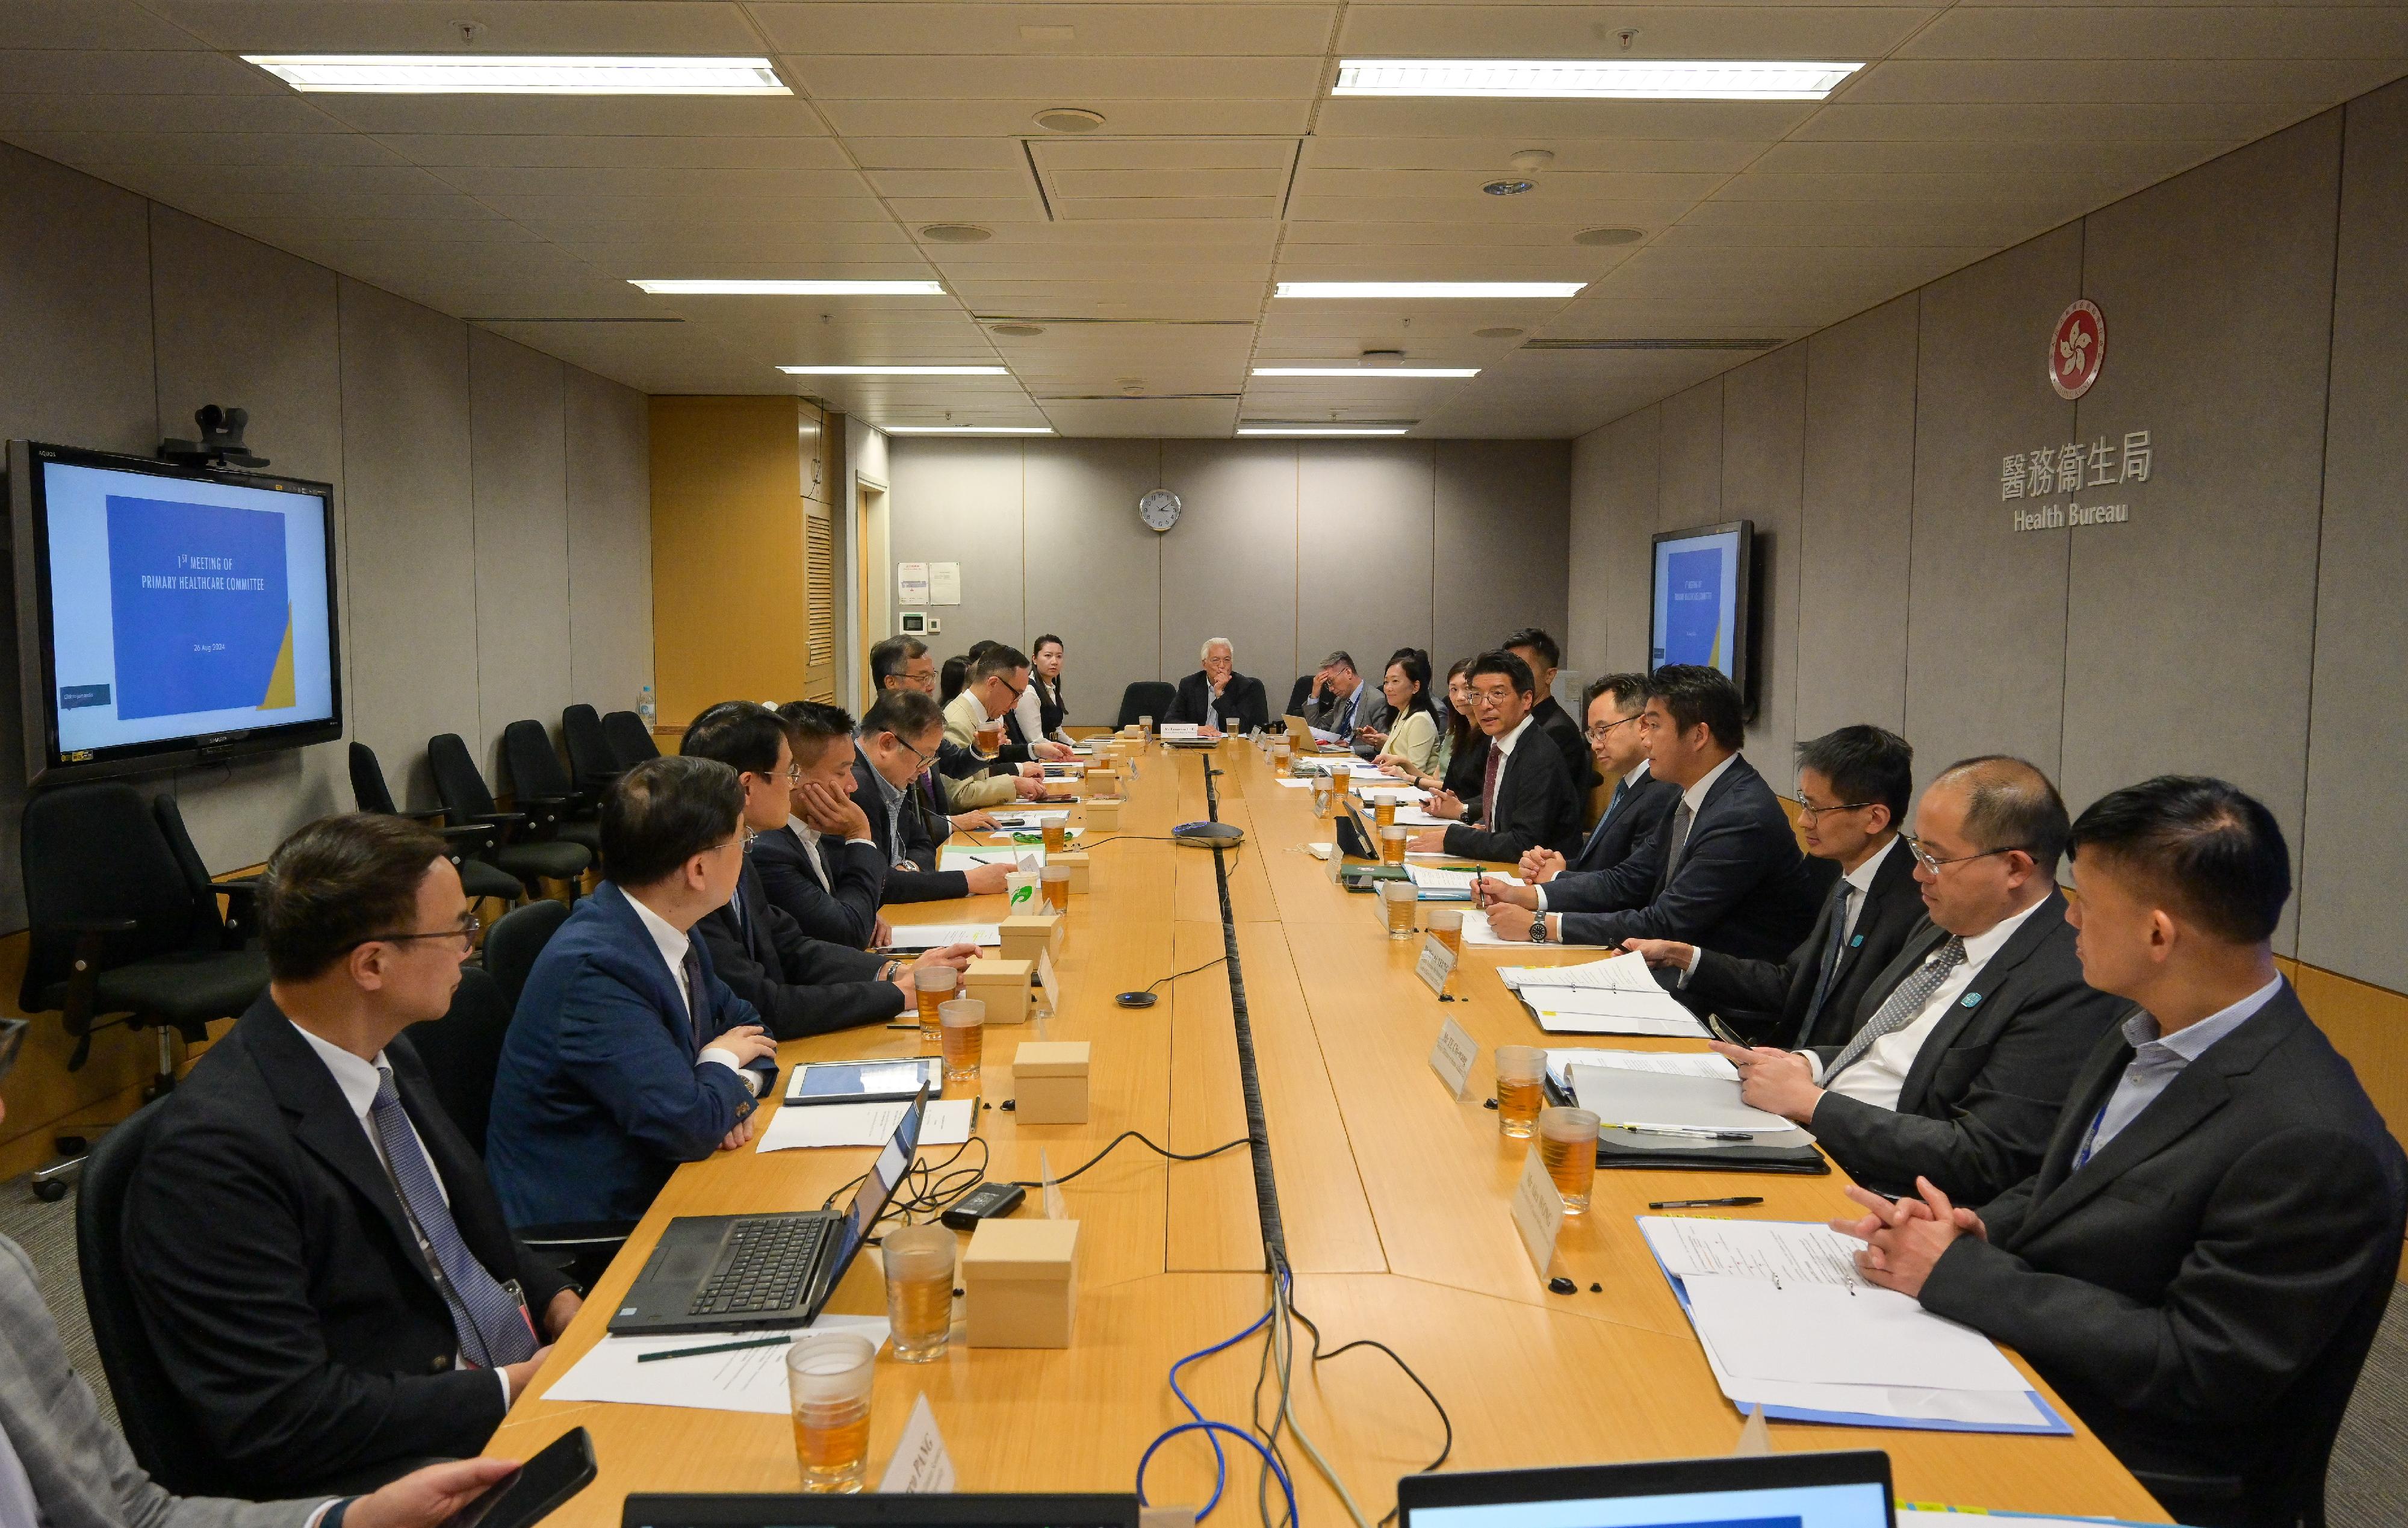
[870,634,1044,815]
[945,644,1074,765]
[124,815,580,1497]
[681,701,976,1038]
[854,688,1013,901]
[488,756,781,1231]
[1514,672,1677,884]
[1625,724,1926,1049]
[1705,756,2124,1204]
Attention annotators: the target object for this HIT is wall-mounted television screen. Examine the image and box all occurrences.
[10,439,341,786]
[1649,519,1754,705]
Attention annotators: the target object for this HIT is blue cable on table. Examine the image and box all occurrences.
[1139,1294,1285,1520]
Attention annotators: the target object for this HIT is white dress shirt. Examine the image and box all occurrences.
[787,815,836,892]
[625,892,758,1094]
[1675,833,1898,984]
[288,1023,521,1404]
[1013,678,1049,746]
[1679,751,1740,816]
[1815,895,2052,1110]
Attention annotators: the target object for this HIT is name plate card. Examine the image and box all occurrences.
[1510,1146,1566,1276]
[1415,934,1458,999]
[1427,1016,1477,1101]
[876,1393,958,1493]
[1037,947,1061,1015]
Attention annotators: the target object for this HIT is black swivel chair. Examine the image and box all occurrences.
[400,964,514,1156]
[21,786,270,1200]
[78,1098,231,1495]
[426,733,591,900]
[1114,681,1176,729]
[501,720,602,852]
[348,742,523,906]
[562,704,622,800]
[482,896,573,1013]
[1285,674,1314,724]
[601,710,660,769]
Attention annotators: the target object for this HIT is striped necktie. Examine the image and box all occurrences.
[1792,881,1856,1048]
[368,1068,537,1369]
[1826,936,1967,1077]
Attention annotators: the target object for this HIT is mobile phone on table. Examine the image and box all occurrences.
[438,1426,597,1528]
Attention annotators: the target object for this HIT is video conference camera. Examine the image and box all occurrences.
[159,404,270,471]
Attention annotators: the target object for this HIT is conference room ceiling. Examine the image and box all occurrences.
[3,2,2403,439]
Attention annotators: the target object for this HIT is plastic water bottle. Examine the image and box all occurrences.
[638,684,656,730]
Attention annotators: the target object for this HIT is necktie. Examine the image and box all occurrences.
[1481,742,1504,824]
[1792,881,1856,1048]
[1578,776,1633,863]
[1658,802,1695,891]
[368,1068,538,1369]
[681,942,707,1045]
[1826,935,1967,1077]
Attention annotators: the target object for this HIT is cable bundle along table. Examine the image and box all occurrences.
[488,742,2170,1524]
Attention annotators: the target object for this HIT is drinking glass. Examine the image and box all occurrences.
[1538,1107,1601,1214]
[1380,879,1418,940]
[1495,1045,1546,1139]
[882,1225,956,1364]
[939,998,984,1084]
[1427,907,1464,958]
[1041,865,1070,911]
[1374,798,1397,830]
[913,965,956,1048]
[1041,821,1069,853]
[1379,825,1409,866]
[786,1334,875,1492]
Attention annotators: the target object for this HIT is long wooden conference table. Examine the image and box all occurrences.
[490,738,2170,1524]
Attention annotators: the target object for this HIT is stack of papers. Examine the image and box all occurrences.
[757,1097,976,1152]
[1544,1047,1736,1093]
[1569,1063,1790,1134]
[881,923,1001,949]
[939,845,1043,870]
[1497,949,1707,1034]
[1403,864,1525,900]
[1637,1217,2070,1433]
[542,1314,895,1414]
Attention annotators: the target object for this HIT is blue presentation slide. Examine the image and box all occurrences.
[1661,547,1727,667]
[104,495,291,720]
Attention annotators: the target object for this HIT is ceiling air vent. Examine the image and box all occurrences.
[1521,337,1782,351]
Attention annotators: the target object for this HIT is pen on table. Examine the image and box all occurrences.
[1604,1122,1760,1141]
[635,1334,793,1364]
[1648,1196,1766,1210]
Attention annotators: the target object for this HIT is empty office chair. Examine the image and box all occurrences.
[20,786,271,1199]
[501,719,603,851]
[400,964,514,1155]
[562,703,622,799]
[601,709,660,769]
[427,733,591,900]
[1114,680,1176,729]
[348,742,522,906]
[1285,674,1314,723]
[482,895,572,1013]
[78,1098,229,1494]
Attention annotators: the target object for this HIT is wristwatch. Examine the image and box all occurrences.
[1529,916,1550,945]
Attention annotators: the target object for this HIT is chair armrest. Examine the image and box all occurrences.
[403,807,450,824]
[212,877,265,899]
[517,795,574,811]
[43,917,141,937]
[436,822,500,848]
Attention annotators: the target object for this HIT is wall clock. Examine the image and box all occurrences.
[1138,488,1182,532]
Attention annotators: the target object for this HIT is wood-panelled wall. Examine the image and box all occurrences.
[649,397,841,724]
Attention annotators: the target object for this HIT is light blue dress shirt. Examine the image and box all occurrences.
[2075,975,2285,1167]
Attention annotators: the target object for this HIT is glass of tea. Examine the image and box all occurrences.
[913,965,956,1049]
[1495,1045,1547,1138]
[1538,1106,1600,1214]
[786,1333,876,1492]
[881,1225,955,1364]
[939,998,984,1084]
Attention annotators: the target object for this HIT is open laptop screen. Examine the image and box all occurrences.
[1398,1452,1891,1528]
[802,1089,926,1321]
[1404,1482,1887,1528]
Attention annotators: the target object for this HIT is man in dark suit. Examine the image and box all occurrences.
[124,815,579,1497]
[1628,724,1923,1048]
[851,688,1011,903]
[680,702,975,1037]
[1504,627,1600,797]
[1515,672,1677,886]
[757,699,888,946]
[1405,650,1580,863]
[1707,756,2124,1202]
[486,756,779,1228]
[1478,665,1820,960]
[1834,777,2407,1528]
[1167,637,1269,735]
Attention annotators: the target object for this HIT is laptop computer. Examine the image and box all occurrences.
[606,1088,927,1337]
[1396,1450,1893,1528]
[624,1494,1140,1528]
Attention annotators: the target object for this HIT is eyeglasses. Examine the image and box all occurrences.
[1902,834,2026,875]
[1584,714,1642,742]
[1796,799,1877,824]
[749,765,803,785]
[349,914,480,954]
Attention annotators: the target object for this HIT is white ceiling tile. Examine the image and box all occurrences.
[0,48,283,94]
[752,4,1336,56]
[1338,5,1938,60]
[1057,195,1282,220]
[1314,98,1821,138]
[1894,6,2408,60]
[5,129,412,167]
[1040,397,1240,436]
[0,0,213,48]
[864,168,1036,198]
[0,93,343,133]
[819,99,1312,135]
[1751,136,2229,175]
[147,1,769,54]
[1300,136,1768,173]
[1791,99,2320,139]
[304,95,833,137]
[376,135,854,170]
[1842,58,2408,104]
[1290,167,1731,200]
[784,54,1327,99]
[429,166,878,200]
[845,138,1031,170]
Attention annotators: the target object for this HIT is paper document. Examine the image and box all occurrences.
[987,810,1070,827]
[1683,1275,2028,1392]
[1516,984,1707,1037]
[940,846,1041,871]
[1498,949,1662,992]
[1569,1064,1791,1134]
[1389,807,1448,826]
[881,923,1000,949]
[1641,1216,1871,1287]
[1460,910,1609,948]
[1404,864,1524,899]
[759,1098,976,1153]
[1546,1048,1737,1092]
[540,1315,893,1414]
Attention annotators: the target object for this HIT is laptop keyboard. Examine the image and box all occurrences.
[688,1216,830,1317]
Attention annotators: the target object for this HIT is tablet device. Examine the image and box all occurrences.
[783,1057,940,1107]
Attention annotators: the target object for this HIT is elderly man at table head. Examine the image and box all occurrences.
[1477,665,1820,963]
[1699,755,2123,1203]
[1168,637,1269,736]
[486,756,778,1229]
[680,701,972,1040]
[123,814,578,1497]
[1832,775,2406,1528]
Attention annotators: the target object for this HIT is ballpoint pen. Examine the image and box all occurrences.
[1648,1196,1766,1210]
[1603,1122,1760,1141]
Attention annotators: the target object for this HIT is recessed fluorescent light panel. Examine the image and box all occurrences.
[884,426,1054,435]
[1252,367,1479,379]
[1332,58,1860,101]
[244,55,790,95]
[779,365,1009,376]
[632,279,946,296]
[1274,282,1583,300]
[1237,427,1414,437]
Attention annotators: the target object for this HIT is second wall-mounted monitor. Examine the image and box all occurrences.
[1649,520,1754,707]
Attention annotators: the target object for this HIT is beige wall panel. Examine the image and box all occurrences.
[1159,441,1299,711]
[1297,443,1435,686]
[567,368,654,718]
[1023,439,1165,727]
[470,328,573,786]
[1721,346,1808,769]
[886,438,1028,674]
[1656,380,1724,532]
[1433,441,1572,685]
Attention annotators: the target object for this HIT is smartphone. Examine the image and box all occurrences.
[439,1427,597,1528]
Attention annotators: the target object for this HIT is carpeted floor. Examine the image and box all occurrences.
[7,1170,2406,1522]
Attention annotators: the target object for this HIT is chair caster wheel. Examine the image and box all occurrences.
[33,1180,67,1202]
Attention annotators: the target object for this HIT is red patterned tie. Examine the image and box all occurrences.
[1482,742,1503,824]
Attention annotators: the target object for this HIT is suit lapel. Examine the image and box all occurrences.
[1890,891,2068,1112]
[1822,837,1914,992]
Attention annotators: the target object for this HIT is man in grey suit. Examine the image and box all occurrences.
[1300,651,1389,756]
[0,1036,512,1528]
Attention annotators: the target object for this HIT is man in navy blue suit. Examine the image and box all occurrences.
[1513,671,1678,887]
[487,756,779,1228]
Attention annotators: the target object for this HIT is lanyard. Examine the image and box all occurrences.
[2073,1100,2111,1172]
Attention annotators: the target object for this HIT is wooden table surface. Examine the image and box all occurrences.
[489,741,2170,1524]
